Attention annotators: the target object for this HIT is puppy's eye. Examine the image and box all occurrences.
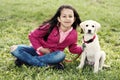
[86,25,88,27]
[92,25,94,27]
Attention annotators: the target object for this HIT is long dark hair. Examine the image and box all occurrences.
[43,5,81,41]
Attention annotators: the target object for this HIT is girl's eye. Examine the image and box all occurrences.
[69,15,73,18]
[62,16,66,18]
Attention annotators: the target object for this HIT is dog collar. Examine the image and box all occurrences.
[83,35,96,44]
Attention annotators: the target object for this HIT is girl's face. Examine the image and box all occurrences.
[58,8,75,31]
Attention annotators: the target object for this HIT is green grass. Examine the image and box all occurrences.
[0,0,120,80]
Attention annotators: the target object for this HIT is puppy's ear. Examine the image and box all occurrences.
[94,21,101,32]
[95,21,101,29]
[80,21,85,29]
[80,21,86,33]
[95,21,101,30]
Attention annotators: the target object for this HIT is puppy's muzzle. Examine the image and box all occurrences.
[88,30,91,34]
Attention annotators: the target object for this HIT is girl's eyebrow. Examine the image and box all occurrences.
[61,14,66,16]
[61,13,66,15]
[62,13,73,15]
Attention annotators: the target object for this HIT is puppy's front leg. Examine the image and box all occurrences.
[99,51,106,70]
[77,52,86,69]
[94,59,99,73]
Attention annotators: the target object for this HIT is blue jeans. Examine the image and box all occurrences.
[11,45,66,67]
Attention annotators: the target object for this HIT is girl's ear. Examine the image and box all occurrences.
[57,17,60,22]
[74,17,76,22]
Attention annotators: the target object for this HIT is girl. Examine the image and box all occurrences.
[10,5,83,69]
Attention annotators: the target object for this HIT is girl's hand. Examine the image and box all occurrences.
[38,47,50,54]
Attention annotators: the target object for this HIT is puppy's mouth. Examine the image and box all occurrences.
[87,30,92,34]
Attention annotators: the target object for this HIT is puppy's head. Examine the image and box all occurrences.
[80,20,101,34]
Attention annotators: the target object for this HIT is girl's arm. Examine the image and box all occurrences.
[68,42,83,55]
[68,32,83,55]
[28,24,50,50]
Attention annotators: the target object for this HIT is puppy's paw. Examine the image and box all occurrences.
[99,68,102,71]
[76,66,80,69]
[93,69,99,73]
[76,65,83,69]
[76,66,83,73]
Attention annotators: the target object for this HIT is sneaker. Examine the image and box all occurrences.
[52,63,64,70]
[15,59,23,67]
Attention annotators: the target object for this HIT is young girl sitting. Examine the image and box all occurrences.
[10,5,83,69]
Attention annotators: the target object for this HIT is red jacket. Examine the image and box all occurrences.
[29,24,82,55]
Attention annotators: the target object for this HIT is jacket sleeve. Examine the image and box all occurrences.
[28,24,50,50]
[68,32,83,55]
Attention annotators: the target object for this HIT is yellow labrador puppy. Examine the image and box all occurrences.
[77,20,106,73]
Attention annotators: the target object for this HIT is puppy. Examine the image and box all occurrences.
[77,20,106,73]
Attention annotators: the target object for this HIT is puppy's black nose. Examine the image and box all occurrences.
[88,30,91,33]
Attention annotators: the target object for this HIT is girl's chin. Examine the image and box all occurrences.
[63,24,72,27]
[63,26,71,28]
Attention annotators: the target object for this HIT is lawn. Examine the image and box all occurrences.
[0,0,120,80]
